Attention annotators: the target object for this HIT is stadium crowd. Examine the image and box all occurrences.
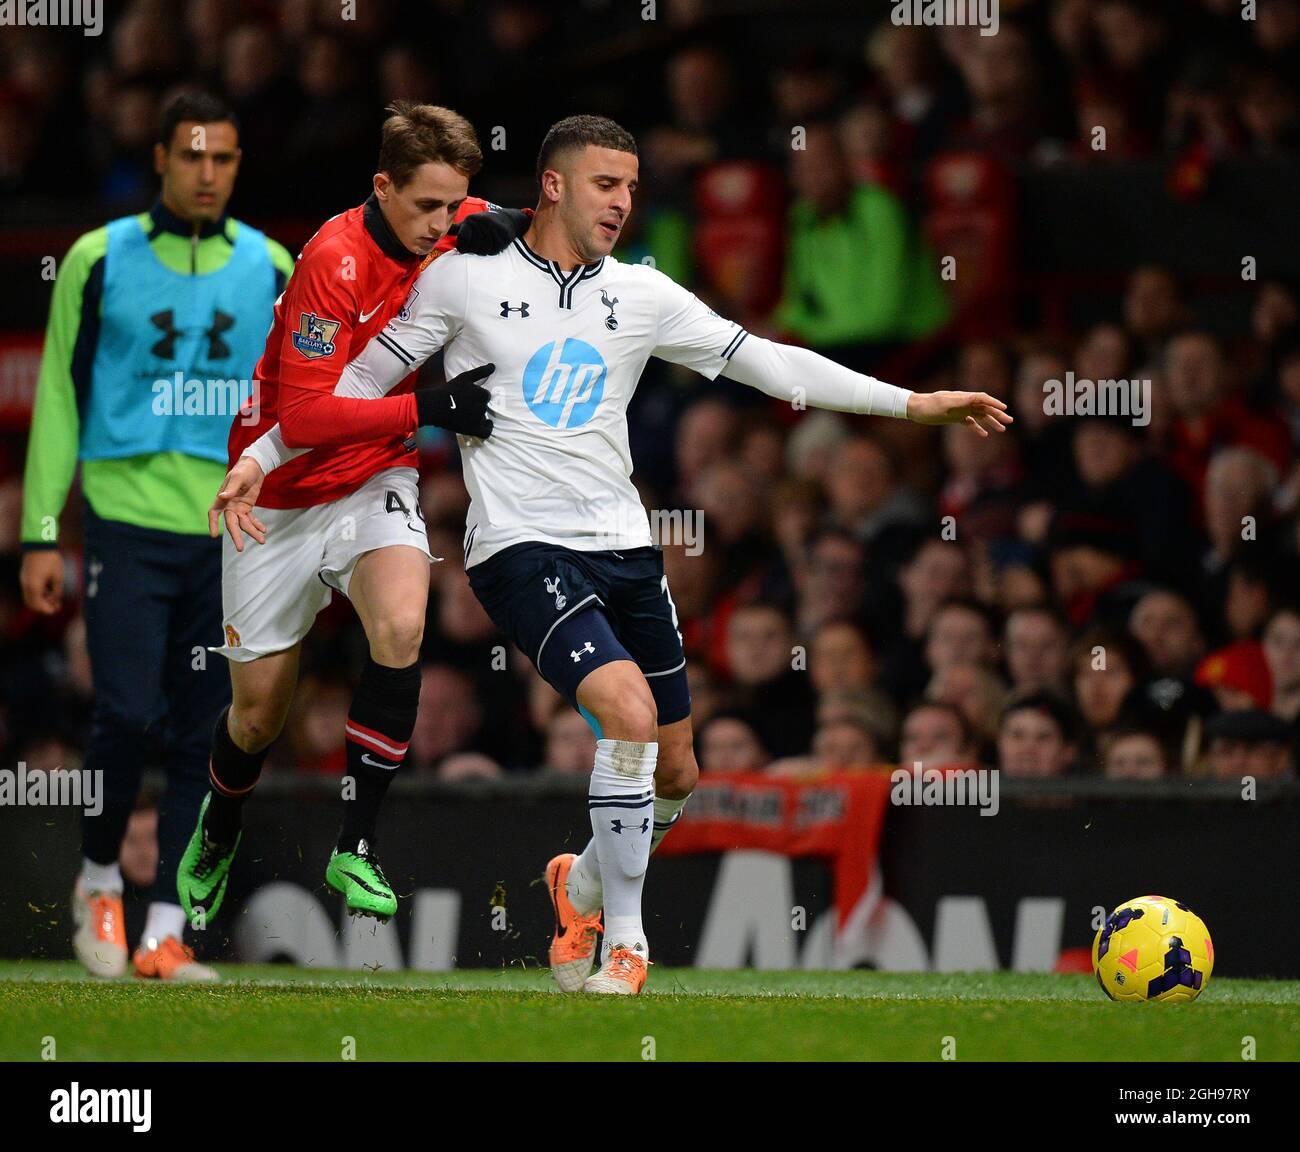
[2,0,1300,788]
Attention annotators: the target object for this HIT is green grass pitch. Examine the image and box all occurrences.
[1,963,1296,1061]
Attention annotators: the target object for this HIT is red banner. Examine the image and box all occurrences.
[0,333,41,429]
[656,771,892,930]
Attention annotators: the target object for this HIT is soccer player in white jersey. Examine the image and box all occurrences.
[217,115,1011,994]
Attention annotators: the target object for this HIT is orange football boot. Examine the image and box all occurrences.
[71,880,127,978]
[133,936,219,982]
[584,945,650,995]
[545,853,603,992]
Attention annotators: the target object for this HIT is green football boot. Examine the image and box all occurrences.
[177,793,241,926]
[326,840,398,921]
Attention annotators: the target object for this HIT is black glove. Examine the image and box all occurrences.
[448,208,531,256]
[415,363,495,438]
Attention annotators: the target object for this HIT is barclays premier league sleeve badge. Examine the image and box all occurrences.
[291,312,341,359]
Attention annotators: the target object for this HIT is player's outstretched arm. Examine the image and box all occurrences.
[720,335,1012,434]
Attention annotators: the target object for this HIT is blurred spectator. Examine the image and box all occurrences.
[1046,510,1143,627]
[285,674,351,774]
[879,537,971,698]
[542,710,597,775]
[816,688,899,754]
[1195,640,1273,712]
[1124,265,1186,367]
[1262,604,1300,721]
[674,397,738,499]
[823,436,928,546]
[1012,340,1077,503]
[409,665,483,772]
[925,599,998,679]
[1161,330,1289,505]
[1129,588,1207,679]
[997,692,1078,778]
[699,712,768,774]
[1223,553,1284,642]
[812,718,879,771]
[1101,729,1168,780]
[809,620,876,697]
[898,701,977,770]
[724,602,814,756]
[1070,626,1151,746]
[379,45,440,106]
[1238,69,1300,157]
[644,45,757,197]
[1065,415,1200,583]
[926,661,1008,752]
[950,20,1053,158]
[437,753,504,783]
[1003,605,1069,696]
[864,23,960,173]
[285,32,373,213]
[773,123,949,364]
[120,806,159,888]
[1200,449,1278,617]
[1202,709,1295,781]
[794,529,866,638]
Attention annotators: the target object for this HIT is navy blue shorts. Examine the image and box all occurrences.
[467,541,691,730]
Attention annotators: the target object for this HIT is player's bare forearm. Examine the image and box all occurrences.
[210,456,268,552]
[906,390,1013,437]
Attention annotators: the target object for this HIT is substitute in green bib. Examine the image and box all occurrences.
[18,92,294,981]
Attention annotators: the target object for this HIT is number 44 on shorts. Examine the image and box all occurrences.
[385,490,426,532]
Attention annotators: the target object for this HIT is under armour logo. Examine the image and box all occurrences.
[86,558,103,599]
[600,289,619,331]
[500,301,530,318]
[544,575,566,609]
[570,641,595,662]
[149,308,236,359]
[610,817,649,835]
[206,309,234,359]
[150,311,181,359]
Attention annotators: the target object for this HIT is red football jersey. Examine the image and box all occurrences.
[230,194,490,508]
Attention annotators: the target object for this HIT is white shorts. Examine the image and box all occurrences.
[214,467,434,662]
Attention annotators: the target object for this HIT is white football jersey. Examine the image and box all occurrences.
[339,238,750,567]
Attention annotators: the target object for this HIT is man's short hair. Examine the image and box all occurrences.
[536,115,637,184]
[379,101,483,186]
[904,700,975,752]
[1005,603,1070,637]
[1001,691,1077,744]
[158,91,238,148]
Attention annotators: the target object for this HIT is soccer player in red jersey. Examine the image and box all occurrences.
[177,103,527,927]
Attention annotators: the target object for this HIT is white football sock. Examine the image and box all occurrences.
[568,792,693,916]
[567,838,604,916]
[141,902,187,948]
[80,858,123,895]
[651,792,691,853]
[588,738,656,960]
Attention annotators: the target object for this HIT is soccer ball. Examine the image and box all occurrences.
[1092,896,1214,1003]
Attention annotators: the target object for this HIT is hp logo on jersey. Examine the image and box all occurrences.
[522,338,606,429]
